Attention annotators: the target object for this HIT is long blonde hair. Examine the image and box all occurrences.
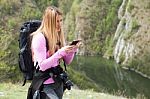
[32,6,65,55]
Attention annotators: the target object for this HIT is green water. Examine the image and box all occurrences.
[71,56,150,98]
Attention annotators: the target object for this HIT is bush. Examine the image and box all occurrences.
[21,7,41,20]
[0,0,21,15]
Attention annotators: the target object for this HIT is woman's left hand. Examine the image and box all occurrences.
[72,41,82,48]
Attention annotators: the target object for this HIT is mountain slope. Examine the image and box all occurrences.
[112,0,150,76]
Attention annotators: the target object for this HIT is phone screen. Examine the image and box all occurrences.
[70,40,81,45]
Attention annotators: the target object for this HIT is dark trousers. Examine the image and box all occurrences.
[42,82,63,99]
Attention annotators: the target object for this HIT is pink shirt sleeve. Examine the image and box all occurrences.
[63,48,77,64]
[32,33,77,71]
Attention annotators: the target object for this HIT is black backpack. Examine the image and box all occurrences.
[18,20,41,86]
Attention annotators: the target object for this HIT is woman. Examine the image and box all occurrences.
[30,6,80,99]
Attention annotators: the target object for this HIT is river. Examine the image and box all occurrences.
[71,56,150,98]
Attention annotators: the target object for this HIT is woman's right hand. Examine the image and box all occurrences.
[61,45,75,53]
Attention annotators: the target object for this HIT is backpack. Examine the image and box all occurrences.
[18,20,41,86]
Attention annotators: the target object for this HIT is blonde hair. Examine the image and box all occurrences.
[32,6,65,55]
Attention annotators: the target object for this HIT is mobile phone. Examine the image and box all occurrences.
[70,40,81,45]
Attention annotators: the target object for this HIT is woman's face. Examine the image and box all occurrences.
[56,14,63,32]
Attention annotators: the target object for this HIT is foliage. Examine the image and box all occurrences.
[21,7,41,20]
[58,0,75,16]
[7,18,17,29]
[0,0,21,15]
[128,52,150,76]
[101,0,122,55]
[103,35,114,58]
[33,0,59,12]
[63,0,82,41]
[127,2,135,13]
[123,18,140,39]
[132,18,140,30]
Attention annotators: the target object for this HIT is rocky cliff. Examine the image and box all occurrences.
[112,0,150,76]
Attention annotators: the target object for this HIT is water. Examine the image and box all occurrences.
[71,56,150,98]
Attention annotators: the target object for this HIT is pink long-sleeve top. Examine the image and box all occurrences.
[31,32,77,84]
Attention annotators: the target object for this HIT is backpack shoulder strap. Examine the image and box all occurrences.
[63,60,67,71]
[44,36,49,51]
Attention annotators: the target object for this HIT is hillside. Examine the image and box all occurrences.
[0,0,150,97]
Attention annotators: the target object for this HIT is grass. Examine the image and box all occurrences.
[0,83,27,99]
[0,83,127,99]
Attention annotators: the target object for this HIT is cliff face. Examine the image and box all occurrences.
[113,0,150,76]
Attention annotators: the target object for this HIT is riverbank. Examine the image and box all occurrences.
[122,66,150,80]
[0,83,127,99]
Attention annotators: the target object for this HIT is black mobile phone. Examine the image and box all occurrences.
[70,40,81,45]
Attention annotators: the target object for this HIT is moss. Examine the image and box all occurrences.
[124,18,140,39]
[104,35,114,58]
[132,19,140,30]
[127,4,135,13]
[119,53,125,63]
[128,53,150,77]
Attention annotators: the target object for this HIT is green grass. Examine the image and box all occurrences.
[0,83,28,99]
[0,83,127,99]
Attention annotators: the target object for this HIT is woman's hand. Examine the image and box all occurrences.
[61,46,75,53]
[74,41,82,48]
[62,42,81,53]
[60,41,82,53]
